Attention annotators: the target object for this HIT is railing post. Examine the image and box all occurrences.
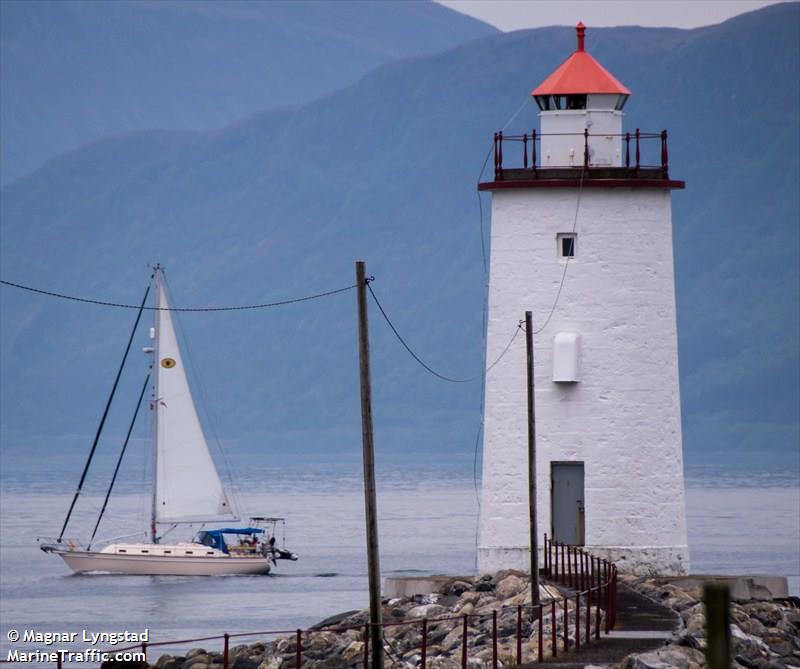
[543,534,548,576]
[523,133,528,169]
[516,605,523,665]
[575,593,581,650]
[492,610,498,669]
[563,598,569,653]
[493,132,499,180]
[142,643,148,663]
[551,600,557,658]
[595,586,601,639]
[583,128,589,170]
[364,623,370,669]
[537,604,544,663]
[573,548,577,589]
[421,618,428,669]
[604,564,611,634]
[461,615,468,669]
[586,585,591,645]
[498,131,504,181]
[296,629,302,669]
[635,128,641,175]
[224,633,230,669]
[57,655,62,669]
[574,547,578,589]
[554,540,559,580]
[661,129,669,178]
[532,129,538,175]
[625,131,631,168]
[566,545,571,587]
[583,551,588,591]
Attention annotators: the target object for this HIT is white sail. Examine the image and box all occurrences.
[153,279,235,523]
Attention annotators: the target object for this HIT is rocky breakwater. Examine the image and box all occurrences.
[146,571,603,669]
[619,575,800,669]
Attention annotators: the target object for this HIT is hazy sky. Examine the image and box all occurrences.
[436,0,788,31]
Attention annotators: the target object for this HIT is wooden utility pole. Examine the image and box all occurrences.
[525,311,540,605]
[355,261,383,669]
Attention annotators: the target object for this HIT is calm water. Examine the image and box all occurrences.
[0,457,797,666]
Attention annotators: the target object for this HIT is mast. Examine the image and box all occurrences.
[151,264,161,544]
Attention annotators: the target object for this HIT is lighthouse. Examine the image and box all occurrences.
[477,24,689,576]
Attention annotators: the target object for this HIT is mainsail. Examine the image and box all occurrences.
[153,276,236,523]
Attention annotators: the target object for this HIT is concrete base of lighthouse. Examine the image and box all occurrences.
[477,545,689,577]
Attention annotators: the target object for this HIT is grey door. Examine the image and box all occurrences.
[551,462,585,545]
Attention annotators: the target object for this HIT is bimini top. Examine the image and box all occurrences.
[205,528,264,536]
[532,22,630,96]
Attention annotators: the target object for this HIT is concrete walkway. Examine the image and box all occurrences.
[518,585,680,668]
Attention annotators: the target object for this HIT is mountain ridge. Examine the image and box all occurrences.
[0,0,496,183]
[1,4,798,471]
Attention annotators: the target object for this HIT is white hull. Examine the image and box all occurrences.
[54,549,271,576]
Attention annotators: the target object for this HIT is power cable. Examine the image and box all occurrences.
[366,281,522,385]
[0,279,356,311]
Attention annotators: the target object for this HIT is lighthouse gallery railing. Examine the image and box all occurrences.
[491,129,670,180]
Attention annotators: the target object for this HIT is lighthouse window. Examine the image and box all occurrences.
[535,95,587,111]
[558,233,577,258]
[565,95,587,109]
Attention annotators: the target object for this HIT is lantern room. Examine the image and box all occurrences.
[532,22,631,167]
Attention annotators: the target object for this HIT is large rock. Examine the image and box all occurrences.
[408,603,447,619]
[495,574,527,600]
[258,657,283,669]
[731,623,770,660]
[341,640,363,663]
[441,579,474,597]
[231,657,260,669]
[305,657,349,669]
[742,602,785,628]
[184,655,211,669]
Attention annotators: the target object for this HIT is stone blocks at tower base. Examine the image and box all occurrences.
[478,544,690,577]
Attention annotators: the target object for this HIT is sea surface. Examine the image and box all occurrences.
[0,456,797,666]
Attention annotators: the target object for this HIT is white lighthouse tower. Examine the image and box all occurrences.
[478,23,689,576]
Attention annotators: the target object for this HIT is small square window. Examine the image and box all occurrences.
[558,233,577,259]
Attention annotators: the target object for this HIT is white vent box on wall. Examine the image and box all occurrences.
[553,332,581,382]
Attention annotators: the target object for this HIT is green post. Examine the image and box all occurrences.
[704,583,731,669]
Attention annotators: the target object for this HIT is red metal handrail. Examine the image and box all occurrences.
[7,539,618,668]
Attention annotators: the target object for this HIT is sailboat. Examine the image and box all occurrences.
[40,267,297,575]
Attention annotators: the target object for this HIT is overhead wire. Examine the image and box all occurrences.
[366,280,522,385]
[0,278,356,311]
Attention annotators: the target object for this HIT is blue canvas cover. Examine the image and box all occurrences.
[196,528,264,553]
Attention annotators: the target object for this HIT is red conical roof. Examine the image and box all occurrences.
[532,23,630,96]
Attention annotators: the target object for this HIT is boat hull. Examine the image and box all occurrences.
[54,550,271,576]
